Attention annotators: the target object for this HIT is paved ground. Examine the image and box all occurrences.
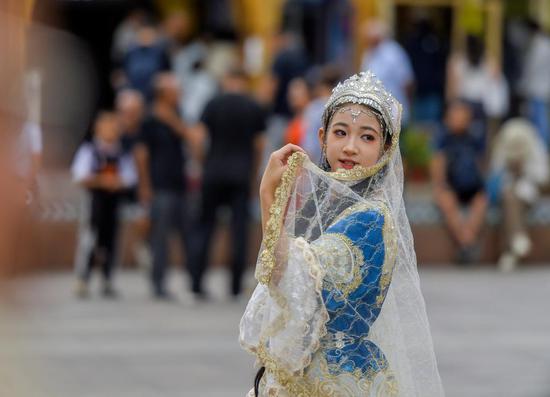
[1,266,550,397]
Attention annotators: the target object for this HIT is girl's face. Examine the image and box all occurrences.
[319,104,384,171]
[95,113,121,144]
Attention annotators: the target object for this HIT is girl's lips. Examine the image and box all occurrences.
[339,160,357,170]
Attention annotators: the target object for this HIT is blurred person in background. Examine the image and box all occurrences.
[490,118,549,271]
[16,121,42,203]
[283,77,311,146]
[189,67,266,299]
[111,8,149,67]
[116,89,145,153]
[266,30,309,152]
[117,22,171,102]
[446,35,509,145]
[519,20,550,147]
[162,11,218,124]
[360,18,414,124]
[302,65,341,162]
[431,100,487,264]
[134,72,202,300]
[71,111,137,298]
[115,89,151,269]
[404,15,448,123]
[14,70,42,205]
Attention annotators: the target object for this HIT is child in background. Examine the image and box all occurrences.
[431,99,488,264]
[71,111,137,298]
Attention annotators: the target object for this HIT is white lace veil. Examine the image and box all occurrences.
[240,72,444,396]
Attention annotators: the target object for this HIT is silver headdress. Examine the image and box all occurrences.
[318,71,403,180]
[322,71,402,139]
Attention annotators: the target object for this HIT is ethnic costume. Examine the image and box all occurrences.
[240,72,444,396]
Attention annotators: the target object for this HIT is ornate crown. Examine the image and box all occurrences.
[322,71,402,137]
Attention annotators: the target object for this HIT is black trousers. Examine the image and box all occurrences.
[82,191,120,282]
[189,181,249,296]
[149,191,189,295]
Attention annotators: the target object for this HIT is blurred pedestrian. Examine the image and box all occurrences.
[519,20,550,147]
[111,8,149,67]
[490,118,549,271]
[134,73,202,300]
[162,11,218,124]
[189,67,266,299]
[431,100,487,264]
[115,89,151,269]
[283,77,311,146]
[271,30,309,120]
[15,70,42,205]
[302,65,341,162]
[116,89,145,152]
[71,111,137,298]
[118,23,171,101]
[404,15,448,122]
[446,35,509,145]
[266,30,309,154]
[360,19,414,124]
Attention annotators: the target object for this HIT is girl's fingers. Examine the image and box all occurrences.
[281,143,305,155]
[272,144,305,163]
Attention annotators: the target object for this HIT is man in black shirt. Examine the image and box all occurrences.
[190,67,266,298]
[135,72,203,299]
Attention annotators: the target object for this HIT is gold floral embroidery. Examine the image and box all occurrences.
[312,233,364,299]
[378,204,397,299]
[315,352,397,388]
[256,344,399,397]
[256,152,307,285]
[326,201,398,306]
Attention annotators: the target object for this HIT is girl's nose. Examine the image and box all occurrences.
[343,138,359,155]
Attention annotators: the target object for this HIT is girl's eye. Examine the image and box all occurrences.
[334,129,346,137]
[361,134,375,142]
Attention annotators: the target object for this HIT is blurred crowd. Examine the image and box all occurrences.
[14,5,548,300]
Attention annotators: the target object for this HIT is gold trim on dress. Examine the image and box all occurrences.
[256,152,306,285]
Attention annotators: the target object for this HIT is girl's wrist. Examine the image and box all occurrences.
[260,187,274,207]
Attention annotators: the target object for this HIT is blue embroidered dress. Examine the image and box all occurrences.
[240,154,399,397]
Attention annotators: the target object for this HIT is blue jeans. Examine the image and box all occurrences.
[150,191,189,295]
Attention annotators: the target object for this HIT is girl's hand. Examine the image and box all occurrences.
[259,144,305,232]
[259,144,305,201]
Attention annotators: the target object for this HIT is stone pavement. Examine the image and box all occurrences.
[1,266,549,397]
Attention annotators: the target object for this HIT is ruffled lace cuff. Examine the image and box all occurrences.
[240,237,329,391]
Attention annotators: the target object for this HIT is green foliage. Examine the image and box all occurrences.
[401,127,432,170]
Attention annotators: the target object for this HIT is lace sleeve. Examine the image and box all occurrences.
[240,236,329,377]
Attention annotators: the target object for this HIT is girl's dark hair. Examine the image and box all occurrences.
[254,366,265,396]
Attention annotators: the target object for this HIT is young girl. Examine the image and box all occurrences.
[240,72,444,396]
[72,111,136,298]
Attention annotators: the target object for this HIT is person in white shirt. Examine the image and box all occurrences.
[519,20,550,147]
[490,118,549,271]
[360,19,414,124]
